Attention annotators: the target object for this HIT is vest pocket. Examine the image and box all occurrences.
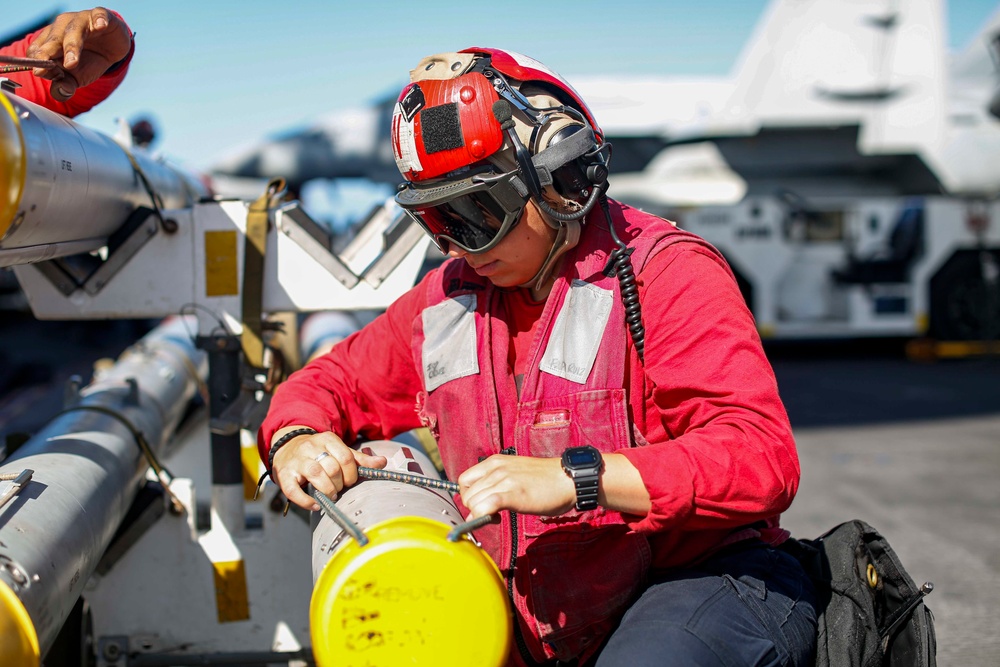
[516,525,650,662]
[517,388,629,537]
[517,388,628,459]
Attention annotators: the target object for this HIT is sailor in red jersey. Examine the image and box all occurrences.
[261,48,818,667]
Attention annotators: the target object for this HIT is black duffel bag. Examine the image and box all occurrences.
[783,519,937,667]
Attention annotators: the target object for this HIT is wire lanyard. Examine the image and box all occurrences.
[0,54,60,74]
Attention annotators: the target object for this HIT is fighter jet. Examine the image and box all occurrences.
[209,94,401,195]
[584,0,1000,342]
[586,0,1000,205]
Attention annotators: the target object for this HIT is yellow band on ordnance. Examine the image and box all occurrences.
[0,578,40,667]
[0,91,27,242]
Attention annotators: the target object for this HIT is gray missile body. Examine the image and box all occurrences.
[0,88,209,267]
[0,316,206,661]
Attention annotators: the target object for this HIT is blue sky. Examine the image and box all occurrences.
[5,1,999,171]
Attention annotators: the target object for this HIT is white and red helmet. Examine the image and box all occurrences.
[392,48,610,255]
[391,47,603,184]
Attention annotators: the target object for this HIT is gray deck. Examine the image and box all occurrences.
[772,350,1000,666]
[2,316,998,664]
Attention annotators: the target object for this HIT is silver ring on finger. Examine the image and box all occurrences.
[314,451,331,463]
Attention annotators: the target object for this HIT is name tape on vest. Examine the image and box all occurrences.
[422,294,479,391]
[540,280,613,384]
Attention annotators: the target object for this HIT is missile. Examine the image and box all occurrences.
[0,316,206,665]
[0,87,209,267]
[310,440,511,667]
[299,310,365,362]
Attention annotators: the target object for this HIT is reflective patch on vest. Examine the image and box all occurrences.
[422,294,479,391]
[540,280,613,384]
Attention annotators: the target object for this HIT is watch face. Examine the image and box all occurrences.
[566,447,599,467]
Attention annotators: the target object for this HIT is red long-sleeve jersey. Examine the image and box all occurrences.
[260,214,799,569]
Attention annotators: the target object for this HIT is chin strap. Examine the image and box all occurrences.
[520,218,581,294]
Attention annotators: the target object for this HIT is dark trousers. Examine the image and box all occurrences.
[593,542,817,667]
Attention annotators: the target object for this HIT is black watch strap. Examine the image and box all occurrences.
[562,446,602,511]
[571,469,600,511]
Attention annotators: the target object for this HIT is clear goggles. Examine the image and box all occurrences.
[394,169,529,254]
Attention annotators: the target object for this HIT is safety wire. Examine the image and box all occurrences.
[122,149,170,232]
[0,54,59,74]
[265,465,496,546]
[52,404,185,514]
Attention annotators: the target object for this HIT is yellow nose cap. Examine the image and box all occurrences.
[0,92,27,242]
[310,516,511,667]
[0,580,40,667]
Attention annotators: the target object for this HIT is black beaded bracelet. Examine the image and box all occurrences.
[267,427,318,479]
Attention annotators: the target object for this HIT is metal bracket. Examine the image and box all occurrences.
[277,204,359,288]
[276,200,425,289]
[0,469,33,513]
[33,208,160,297]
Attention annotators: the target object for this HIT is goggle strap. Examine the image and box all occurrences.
[508,173,531,198]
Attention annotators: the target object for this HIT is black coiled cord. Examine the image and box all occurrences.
[536,185,602,222]
[600,195,645,363]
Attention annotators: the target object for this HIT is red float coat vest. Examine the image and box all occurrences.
[411,203,724,665]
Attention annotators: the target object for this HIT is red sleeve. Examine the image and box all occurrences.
[257,274,432,460]
[0,12,134,117]
[619,244,800,534]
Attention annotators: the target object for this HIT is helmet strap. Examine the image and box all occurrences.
[521,217,581,296]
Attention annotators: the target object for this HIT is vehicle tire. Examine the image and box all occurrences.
[928,249,1000,341]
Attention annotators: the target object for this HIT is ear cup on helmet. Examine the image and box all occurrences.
[541,124,609,202]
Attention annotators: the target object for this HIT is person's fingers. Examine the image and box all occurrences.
[89,7,112,33]
[463,488,504,519]
[24,8,132,99]
[57,16,86,70]
[301,455,341,499]
[461,468,508,519]
[457,454,496,491]
[353,450,388,471]
[333,446,363,487]
[276,468,320,511]
[61,54,115,89]
[26,13,85,67]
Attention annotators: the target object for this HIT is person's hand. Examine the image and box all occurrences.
[26,7,132,102]
[271,428,387,511]
[458,454,576,519]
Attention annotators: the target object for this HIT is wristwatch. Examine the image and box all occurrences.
[561,446,603,511]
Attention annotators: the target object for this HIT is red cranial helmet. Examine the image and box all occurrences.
[392,48,606,191]
[392,47,611,258]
